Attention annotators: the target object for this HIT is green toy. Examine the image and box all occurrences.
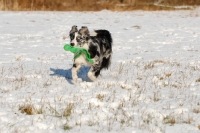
[63,44,94,63]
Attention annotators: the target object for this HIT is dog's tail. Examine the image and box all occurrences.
[101,54,112,70]
[94,30,113,45]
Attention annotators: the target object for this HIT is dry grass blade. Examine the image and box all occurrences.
[63,103,74,118]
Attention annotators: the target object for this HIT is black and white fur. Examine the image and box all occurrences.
[69,25,112,81]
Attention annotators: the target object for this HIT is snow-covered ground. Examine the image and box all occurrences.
[0,9,200,133]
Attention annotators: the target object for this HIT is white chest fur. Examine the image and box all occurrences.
[74,54,92,66]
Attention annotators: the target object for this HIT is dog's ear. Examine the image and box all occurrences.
[70,25,78,34]
[72,25,78,31]
[79,26,90,36]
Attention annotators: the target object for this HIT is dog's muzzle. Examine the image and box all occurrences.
[70,43,75,46]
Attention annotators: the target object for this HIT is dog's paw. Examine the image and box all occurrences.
[88,72,96,81]
[73,78,82,83]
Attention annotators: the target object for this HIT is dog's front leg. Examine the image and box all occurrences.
[72,63,81,82]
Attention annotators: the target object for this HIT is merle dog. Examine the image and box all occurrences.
[69,26,112,81]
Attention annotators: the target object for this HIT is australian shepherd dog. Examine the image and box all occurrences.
[69,25,113,82]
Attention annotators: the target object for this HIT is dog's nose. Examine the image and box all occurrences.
[70,43,74,46]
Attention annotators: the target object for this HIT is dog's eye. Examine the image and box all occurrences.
[70,35,74,40]
[76,37,81,41]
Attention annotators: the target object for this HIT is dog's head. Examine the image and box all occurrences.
[69,25,78,46]
[69,26,90,47]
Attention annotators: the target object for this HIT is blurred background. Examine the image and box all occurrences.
[0,0,200,11]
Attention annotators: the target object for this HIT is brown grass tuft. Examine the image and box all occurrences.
[196,78,200,82]
[163,115,176,125]
[193,108,200,114]
[63,103,74,118]
[96,94,104,101]
[19,104,40,115]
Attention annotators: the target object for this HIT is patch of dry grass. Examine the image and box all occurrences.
[0,0,199,11]
[63,103,74,118]
[160,0,200,6]
[19,104,42,115]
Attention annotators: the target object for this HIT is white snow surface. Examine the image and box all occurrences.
[0,9,200,133]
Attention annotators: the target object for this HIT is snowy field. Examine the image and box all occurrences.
[0,9,200,133]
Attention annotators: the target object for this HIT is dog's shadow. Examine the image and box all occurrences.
[50,66,91,84]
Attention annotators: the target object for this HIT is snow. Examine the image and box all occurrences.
[0,9,200,133]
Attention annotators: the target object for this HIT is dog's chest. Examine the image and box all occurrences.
[81,43,89,49]
[74,54,92,66]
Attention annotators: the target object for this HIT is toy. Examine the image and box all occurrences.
[63,44,94,63]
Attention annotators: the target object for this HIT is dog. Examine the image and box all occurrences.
[69,25,112,81]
